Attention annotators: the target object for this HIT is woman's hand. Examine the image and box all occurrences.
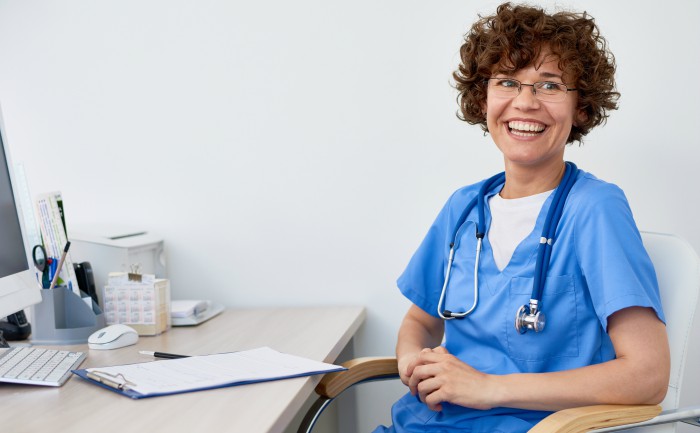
[395,305,444,386]
[397,351,421,386]
[406,346,499,412]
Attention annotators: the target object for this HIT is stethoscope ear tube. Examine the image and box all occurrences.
[437,246,457,320]
[437,237,484,320]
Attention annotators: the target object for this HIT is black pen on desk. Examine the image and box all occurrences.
[139,350,189,359]
[48,241,71,290]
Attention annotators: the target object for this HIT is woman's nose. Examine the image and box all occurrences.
[511,85,540,109]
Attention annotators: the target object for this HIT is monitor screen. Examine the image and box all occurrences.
[0,106,41,319]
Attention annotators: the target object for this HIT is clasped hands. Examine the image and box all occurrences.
[399,346,497,412]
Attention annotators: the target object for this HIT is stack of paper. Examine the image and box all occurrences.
[170,300,225,326]
[170,300,208,318]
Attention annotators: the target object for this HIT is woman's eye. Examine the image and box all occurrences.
[539,82,563,91]
[497,79,519,88]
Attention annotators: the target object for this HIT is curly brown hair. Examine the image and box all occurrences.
[453,2,619,144]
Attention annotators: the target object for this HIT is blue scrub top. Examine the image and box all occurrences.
[378,170,665,433]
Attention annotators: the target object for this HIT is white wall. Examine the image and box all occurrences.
[0,1,698,431]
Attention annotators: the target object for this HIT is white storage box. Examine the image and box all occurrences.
[69,226,166,307]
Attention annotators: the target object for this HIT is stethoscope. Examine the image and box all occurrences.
[437,162,579,334]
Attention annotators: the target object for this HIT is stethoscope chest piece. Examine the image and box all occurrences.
[515,302,545,334]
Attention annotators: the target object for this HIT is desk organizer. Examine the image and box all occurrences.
[31,286,106,345]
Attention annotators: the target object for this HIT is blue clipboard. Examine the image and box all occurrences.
[71,347,346,399]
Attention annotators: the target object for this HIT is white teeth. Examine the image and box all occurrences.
[508,121,545,132]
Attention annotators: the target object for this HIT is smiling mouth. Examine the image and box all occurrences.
[508,121,546,137]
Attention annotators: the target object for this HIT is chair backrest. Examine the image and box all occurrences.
[641,232,700,430]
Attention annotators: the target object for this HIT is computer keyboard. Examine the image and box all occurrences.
[0,347,86,386]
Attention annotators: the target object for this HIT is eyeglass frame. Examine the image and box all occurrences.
[485,77,578,102]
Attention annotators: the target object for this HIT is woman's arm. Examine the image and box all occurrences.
[501,306,670,410]
[409,306,670,412]
[396,304,444,385]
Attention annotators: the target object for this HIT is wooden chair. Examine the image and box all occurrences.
[298,232,700,433]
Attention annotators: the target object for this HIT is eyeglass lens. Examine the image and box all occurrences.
[488,79,569,102]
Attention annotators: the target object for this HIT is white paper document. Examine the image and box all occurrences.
[77,347,344,398]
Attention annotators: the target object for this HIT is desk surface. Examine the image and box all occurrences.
[1,306,365,433]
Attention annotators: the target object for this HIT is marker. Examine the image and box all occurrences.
[139,350,189,359]
[48,241,71,290]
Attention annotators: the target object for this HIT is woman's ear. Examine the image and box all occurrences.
[575,109,588,127]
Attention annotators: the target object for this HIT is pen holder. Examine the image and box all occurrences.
[31,286,106,345]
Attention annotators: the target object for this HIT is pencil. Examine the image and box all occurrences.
[48,241,71,290]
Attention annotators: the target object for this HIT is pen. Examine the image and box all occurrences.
[48,241,71,290]
[139,350,189,359]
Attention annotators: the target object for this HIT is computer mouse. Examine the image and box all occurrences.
[88,324,139,350]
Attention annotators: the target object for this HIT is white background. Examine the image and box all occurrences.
[0,1,698,430]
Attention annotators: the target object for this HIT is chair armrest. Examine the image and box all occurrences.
[528,404,662,433]
[589,406,700,432]
[314,358,678,433]
[315,356,399,399]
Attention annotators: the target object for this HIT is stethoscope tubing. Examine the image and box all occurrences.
[532,162,578,301]
[437,162,578,320]
[437,172,504,319]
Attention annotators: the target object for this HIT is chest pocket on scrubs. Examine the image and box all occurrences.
[506,275,579,362]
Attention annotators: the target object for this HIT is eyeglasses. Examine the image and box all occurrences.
[487,78,577,102]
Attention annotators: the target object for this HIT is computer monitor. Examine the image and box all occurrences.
[0,105,41,319]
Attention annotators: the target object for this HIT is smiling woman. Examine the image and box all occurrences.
[485,55,583,180]
[454,2,619,145]
[376,3,670,433]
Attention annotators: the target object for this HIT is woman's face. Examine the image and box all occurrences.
[485,56,583,171]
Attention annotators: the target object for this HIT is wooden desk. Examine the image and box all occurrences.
[1,306,365,433]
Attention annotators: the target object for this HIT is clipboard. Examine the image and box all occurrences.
[72,347,345,399]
